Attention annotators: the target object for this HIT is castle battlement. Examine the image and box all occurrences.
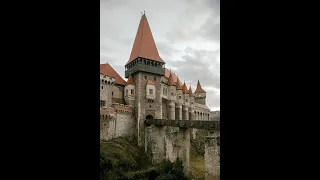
[100,107,116,118]
[111,103,133,113]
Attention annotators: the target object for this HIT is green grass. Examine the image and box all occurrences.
[189,156,205,180]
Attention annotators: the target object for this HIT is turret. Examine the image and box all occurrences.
[100,73,115,108]
[176,77,183,104]
[182,82,189,106]
[124,75,135,106]
[194,80,206,105]
[188,86,195,109]
[168,72,176,101]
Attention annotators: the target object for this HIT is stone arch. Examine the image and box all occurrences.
[145,115,154,127]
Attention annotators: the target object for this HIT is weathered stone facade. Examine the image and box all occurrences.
[100,13,220,179]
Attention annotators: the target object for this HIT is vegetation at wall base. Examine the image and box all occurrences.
[100,137,189,180]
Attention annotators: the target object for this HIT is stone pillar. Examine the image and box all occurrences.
[168,101,175,120]
[177,105,182,120]
[145,125,166,164]
[205,132,220,180]
[182,128,190,175]
[183,106,189,120]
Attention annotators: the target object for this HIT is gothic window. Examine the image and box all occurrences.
[131,89,134,95]
[126,89,128,96]
[149,89,153,95]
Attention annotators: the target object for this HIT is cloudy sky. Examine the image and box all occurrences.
[100,0,220,111]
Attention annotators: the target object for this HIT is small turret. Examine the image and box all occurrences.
[124,75,135,106]
[189,85,195,109]
[194,80,206,105]
[176,77,183,104]
[168,72,176,101]
[182,82,189,106]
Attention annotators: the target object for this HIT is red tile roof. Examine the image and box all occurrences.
[167,72,175,86]
[188,86,194,97]
[100,63,127,86]
[126,14,164,65]
[127,75,134,85]
[176,77,182,90]
[164,68,182,85]
[194,80,206,93]
[182,82,188,94]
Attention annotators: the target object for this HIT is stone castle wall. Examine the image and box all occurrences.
[100,104,135,140]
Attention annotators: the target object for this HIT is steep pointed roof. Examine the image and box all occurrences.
[194,80,206,93]
[100,63,127,86]
[167,72,175,86]
[176,77,182,90]
[126,75,134,85]
[165,68,182,85]
[182,82,188,94]
[126,14,164,65]
[188,86,194,97]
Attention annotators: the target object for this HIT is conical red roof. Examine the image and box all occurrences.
[168,72,175,86]
[194,80,206,93]
[176,77,182,90]
[126,14,164,65]
[188,86,194,97]
[127,75,134,85]
[182,82,188,94]
[100,63,127,86]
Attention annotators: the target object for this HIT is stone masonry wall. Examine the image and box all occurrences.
[100,104,135,140]
[205,132,220,180]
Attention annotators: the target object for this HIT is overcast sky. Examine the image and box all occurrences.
[100,0,220,111]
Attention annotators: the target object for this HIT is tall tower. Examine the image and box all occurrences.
[125,13,165,147]
[194,80,206,105]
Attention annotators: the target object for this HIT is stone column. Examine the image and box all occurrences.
[182,106,189,120]
[177,104,182,120]
[168,101,175,120]
[205,131,220,180]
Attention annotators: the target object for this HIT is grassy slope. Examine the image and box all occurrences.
[189,129,208,180]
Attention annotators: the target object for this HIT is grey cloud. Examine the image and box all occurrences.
[166,47,220,90]
[100,0,220,110]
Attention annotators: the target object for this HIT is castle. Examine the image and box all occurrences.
[100,13,219,179]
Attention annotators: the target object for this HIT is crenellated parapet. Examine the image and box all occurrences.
[100,73,116,85]
[100,107,116,118]
[111,103,134,114]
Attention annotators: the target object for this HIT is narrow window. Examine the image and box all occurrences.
[131,89,134,95]
[101,86,103,89]
[186,99,188,102]
[126,89,128,96]
[145,76,147,80]
[149,89,153,95]
[179,96,181,99]
[154,77,156,81]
